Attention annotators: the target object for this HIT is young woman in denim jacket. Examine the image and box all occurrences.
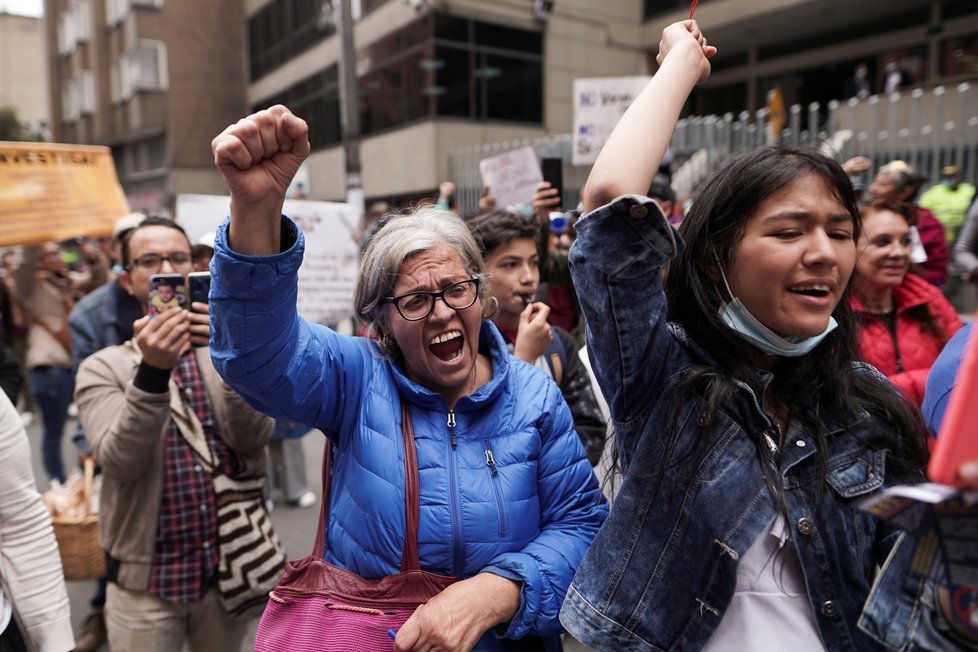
[559,20,978,652]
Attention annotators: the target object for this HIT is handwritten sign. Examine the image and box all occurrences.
[286,198,360,325]
[0,142,130,246]
[175,194,360,325]
[479,146,542,211]
[572,76,651,166]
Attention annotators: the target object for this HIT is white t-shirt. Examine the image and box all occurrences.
[703,515,826,651]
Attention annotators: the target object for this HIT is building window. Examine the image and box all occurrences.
[105,0,126,25]
[61,70,95,123]
[248,0,336,81]
[130,40,168,92]
[105,0,162,26]
[360,0,387,18]
[356,13,543,134]
[75,0,92,41]
[115,134,167,179]
[57,0,90,56]
[57,11,75,55]
[942,32,978,79]
[253,66,342,151]
[431,14,542,125]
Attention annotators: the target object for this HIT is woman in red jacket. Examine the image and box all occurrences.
[852,199,962,405]
[844,157,951,286]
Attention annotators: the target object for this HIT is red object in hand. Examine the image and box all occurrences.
[689,0,699,19]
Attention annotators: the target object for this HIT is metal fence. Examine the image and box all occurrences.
[447,81,978,214]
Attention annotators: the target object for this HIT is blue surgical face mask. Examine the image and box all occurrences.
[714,257,837,358]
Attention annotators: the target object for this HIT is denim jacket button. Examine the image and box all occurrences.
[629,204,648,218]
[821,600,839,617]
[797,517,814,535]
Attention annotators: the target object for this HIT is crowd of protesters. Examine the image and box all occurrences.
[2,18,978,652]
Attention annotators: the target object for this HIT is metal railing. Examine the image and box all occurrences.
[447,82,978,216]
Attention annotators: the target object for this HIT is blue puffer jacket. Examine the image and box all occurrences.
[209,217,607,649]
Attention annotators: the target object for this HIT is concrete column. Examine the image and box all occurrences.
[927,0,942,81]
[746,45,759,115]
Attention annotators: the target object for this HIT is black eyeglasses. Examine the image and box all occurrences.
[384,278,480,321]
[128,252,193,273]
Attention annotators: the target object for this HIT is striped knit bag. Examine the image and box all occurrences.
[212,471,287,618]
[178,412,286,620]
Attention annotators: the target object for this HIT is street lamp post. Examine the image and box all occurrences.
[334,0,364,220]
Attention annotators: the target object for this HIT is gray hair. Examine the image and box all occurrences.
[878,160,924,200]
[355,206,495,357]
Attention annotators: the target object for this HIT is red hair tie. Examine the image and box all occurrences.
[689,0,699,19]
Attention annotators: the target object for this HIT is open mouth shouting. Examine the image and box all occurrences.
[788,283,831,299]
[429,330,464,361]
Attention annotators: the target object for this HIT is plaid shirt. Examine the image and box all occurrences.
[147,351,236,604]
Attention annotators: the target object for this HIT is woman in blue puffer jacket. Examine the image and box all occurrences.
[208,106,607,651]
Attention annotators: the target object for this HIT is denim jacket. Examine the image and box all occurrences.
[559,195,964,652]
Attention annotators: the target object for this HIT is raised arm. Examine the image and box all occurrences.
[211,105,310,255]
[582,21,714,214]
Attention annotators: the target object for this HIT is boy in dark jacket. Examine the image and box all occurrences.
[468,209,607,465]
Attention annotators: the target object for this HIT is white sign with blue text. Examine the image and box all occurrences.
[572,76,651,166]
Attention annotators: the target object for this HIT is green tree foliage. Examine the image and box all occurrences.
[0,107,44,141]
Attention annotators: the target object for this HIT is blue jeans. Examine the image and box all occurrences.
[28,365,75,483]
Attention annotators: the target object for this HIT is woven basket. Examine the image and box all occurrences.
[52,458,105,581]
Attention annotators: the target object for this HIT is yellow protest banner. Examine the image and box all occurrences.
[0,142,130,247]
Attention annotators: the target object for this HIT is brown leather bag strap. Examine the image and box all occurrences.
[312,397,422,573]
[312,438,331,559]
[400,400,421,572]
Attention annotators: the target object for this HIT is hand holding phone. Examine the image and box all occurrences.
[540,157,563,211]
[134,305,191,368]
[187,272,211,347]
[188,272,210,308]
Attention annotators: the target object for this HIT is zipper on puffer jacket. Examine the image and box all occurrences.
[448,409,457,449]
[447,408,464,576]
[483,440,509,538]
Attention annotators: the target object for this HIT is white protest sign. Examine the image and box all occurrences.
[478,146,542,210]
[572,76,650,166]
[285,198,360,325]
[175,193,228,244]
[175,193,360,325]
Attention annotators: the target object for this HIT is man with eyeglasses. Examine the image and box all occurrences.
[14,238,108,484]
[73,217,276,651]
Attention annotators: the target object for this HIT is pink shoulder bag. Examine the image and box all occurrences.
[255,401,457,651]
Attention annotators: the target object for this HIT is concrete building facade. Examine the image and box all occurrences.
[0,11,50,134]
[244,0,647,205]
[44,0,249,210]
[42,0,978,210]
[246,0,977,207]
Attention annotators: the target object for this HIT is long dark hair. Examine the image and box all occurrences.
[659,146,927,495]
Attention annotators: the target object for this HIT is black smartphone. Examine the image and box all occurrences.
[188,271,211,309]
[541,157,563,210]
[148,274,187,317]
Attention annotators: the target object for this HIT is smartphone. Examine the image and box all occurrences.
[188,271,211,309]
[147,274,187,317]
[541,157,563,210]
